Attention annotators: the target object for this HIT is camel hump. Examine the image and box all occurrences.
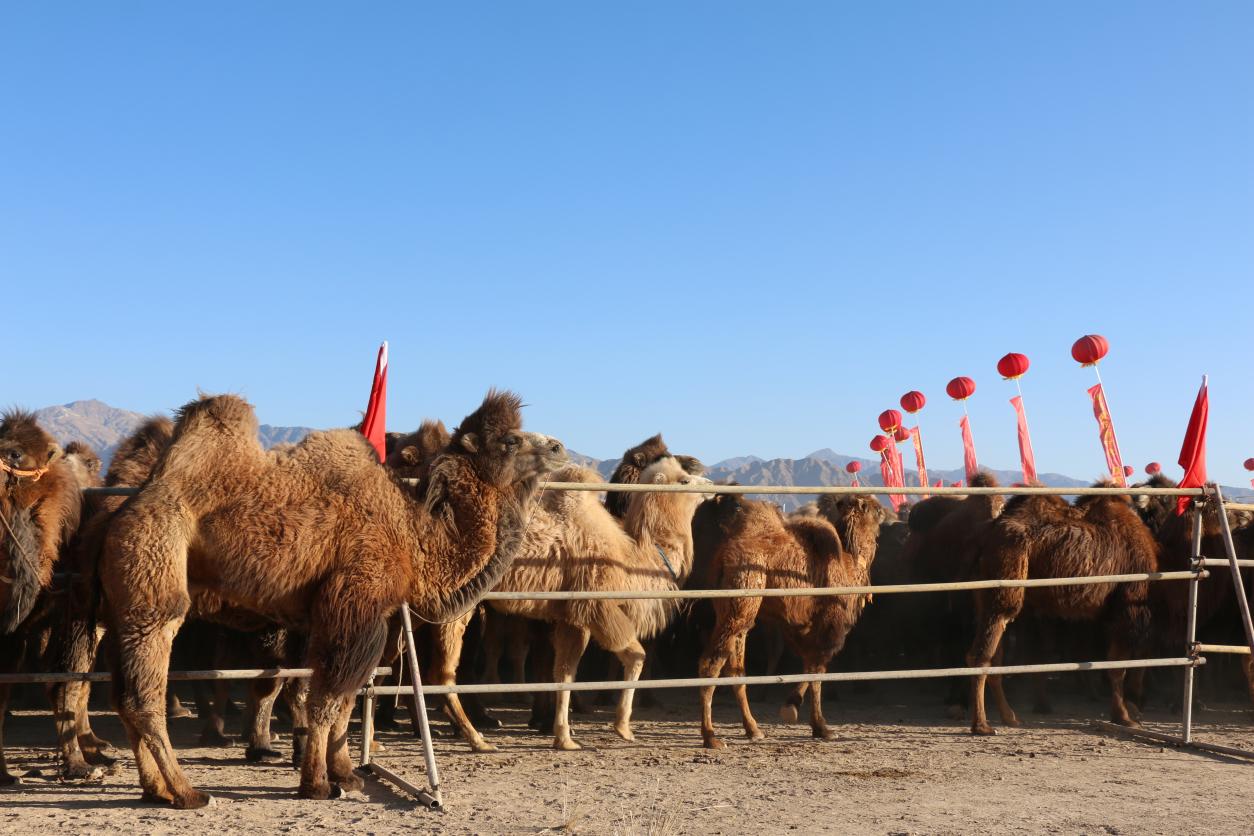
[172,394,260,443]
[786,517,843,560]
[968,471,1000,489]
[907,496,962,533]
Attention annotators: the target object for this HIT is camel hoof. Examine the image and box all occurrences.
[703,737,725,750]
[84,749,118,767]
[168,705,194,720]
[468,739,498,753]
[61,762,105,781]
[746,729,766,742]
[370,740,385,753]
[477,715,503,730]
[298,781,334,800]
[198,729,233,748]
[613,723,635,742]
[1126,702,1143,721]
[140,789,173,804]
[1002,715,1022,728]
[1114,716,1142,729]
[778,704,799,724]
[245,746,284,763]
[332,771,366,793]
[172,790,214,810]
[553,738,582,751]
[971,724,996,736]
[811,728,835,741]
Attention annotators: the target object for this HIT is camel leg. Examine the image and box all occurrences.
[0,683,15,786]
[805,656,836,741]
[551,623,590,751]
[433,615,495,752]
[608,638,646,742]
[117,708,173,803]
[284,678,310,769]
[1104,637,1139,728]
[780,682,807,724]
[967,605,1014,736]
[48,681,98,779]
[325,693,363,793]
[699,597,760,749]
[730,632,764,741]
[115,617,212,809]
[244,677,284,762]
[298,685,340,799]
[75,679,116,766]
[988,643,1020,728]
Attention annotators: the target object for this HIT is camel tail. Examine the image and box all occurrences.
[319,616,388,695]
[1,507,43,634]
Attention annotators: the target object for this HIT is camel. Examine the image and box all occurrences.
[431,455,710,751]
[0,410,84,784]
[966,486,1159,735]
[604,434,703,519]
[696,493,881,748]
[899,472,1004,712]
[101,391,566,807]
[1136,475,1254,705]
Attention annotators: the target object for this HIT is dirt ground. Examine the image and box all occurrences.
[1,683,1251,835]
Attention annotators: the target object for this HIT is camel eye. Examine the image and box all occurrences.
[4,450,20,464]
[504,436,520,448]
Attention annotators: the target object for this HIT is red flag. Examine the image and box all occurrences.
[1087,383,1126,486]
[933,478,944,488]
[361,341,388,461]
[1009,396,1038,484]
[880,451,905,510]
[959,415,979,481]
[910,426,929,497]
[1176,375,1208,515]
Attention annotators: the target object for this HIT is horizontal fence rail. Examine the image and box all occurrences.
[369,657,1200,697]
[84,483,1209,498]
[0,667,391,685]
[479,571,1200,602]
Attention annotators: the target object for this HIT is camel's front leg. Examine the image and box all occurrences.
[433,614,495,752]
[326,694,364,793]
[551,623,590,751]
[610,638,646,742]
[730,633,764,741]
[967,609,1012,736]
[244,677,284,762]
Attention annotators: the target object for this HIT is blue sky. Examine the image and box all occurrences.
[2,3,1251,482]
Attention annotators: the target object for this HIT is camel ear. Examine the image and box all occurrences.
[460,433,479,453]
[400,446,420,465]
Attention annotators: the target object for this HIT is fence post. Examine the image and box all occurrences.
[1212,485,1254,653]
[1181,496,1205,744]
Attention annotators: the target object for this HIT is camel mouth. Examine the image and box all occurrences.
[525,433,569,476]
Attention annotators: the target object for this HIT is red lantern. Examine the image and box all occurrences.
[870,435,890,453]
[997,353,1030,380]
[900,391,926,414]
[845,461,862,474]
[878,409,903,434]
[1071,334,1109,366]
[1146,462,1162,475]
[894,426,911,443]
[1244,458,1254,471]
[1123,465,1134,478]
[946,376,976,401]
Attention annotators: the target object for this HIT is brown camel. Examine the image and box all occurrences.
[101,391,566,807]
[432,456,709,751]
[1136,475,1254,705]
[384,418,451,482]
[604,434,703,518]
[899,472,1004,712]
[966,486,1158,734]
[0,410,83,784]
[696,494,881,748]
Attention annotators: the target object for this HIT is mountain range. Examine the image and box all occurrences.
[29,399,1239,511]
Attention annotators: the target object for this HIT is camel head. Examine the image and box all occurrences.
[385,419,451,483]
[0,410,63,493]
[621,456,711,580]
[817,493,886,573]
[448,390,567,497]
[606,434,704,518]
[63,441,102,489]
[967,471,1006,518]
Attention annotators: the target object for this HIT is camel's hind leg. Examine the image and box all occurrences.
[244,677,284,762]
[728,634,763,741]
[967,587,1021,736]
[987,642,1020,728]
[608,638,646,742]
[551,623,591,751]
[326,693,363,793]
[804,653,836,741]
[433,614,495,752]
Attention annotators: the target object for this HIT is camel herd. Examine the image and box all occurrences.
[1,396,1252,809]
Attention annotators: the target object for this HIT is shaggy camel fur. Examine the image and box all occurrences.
[384,419,451,482]
[697,494,881,748]
[1136,475,1254,705]
[433,456,709,751]
[0,410,83,784]
[101,391,566,807]
[967,487,1158,735]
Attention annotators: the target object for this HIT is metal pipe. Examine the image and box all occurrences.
[365,762,442,810]
[479,571,1199,602]
[1222,501,1254,512]
[399,605,442,808]
[1095,721,1254,761]
[1214,486,1254,655]
[367,656,1198,696]
[1199,558,1254,568]
[1182,506,1204,744]
[1195,644,1252,655]
[360,675,375,767]
[84,483,1205,498]
[0,666,391,685]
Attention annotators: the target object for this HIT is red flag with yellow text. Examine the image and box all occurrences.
[1087,383,1126,486]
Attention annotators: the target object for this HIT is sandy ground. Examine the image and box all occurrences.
[1,685,1251,835]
